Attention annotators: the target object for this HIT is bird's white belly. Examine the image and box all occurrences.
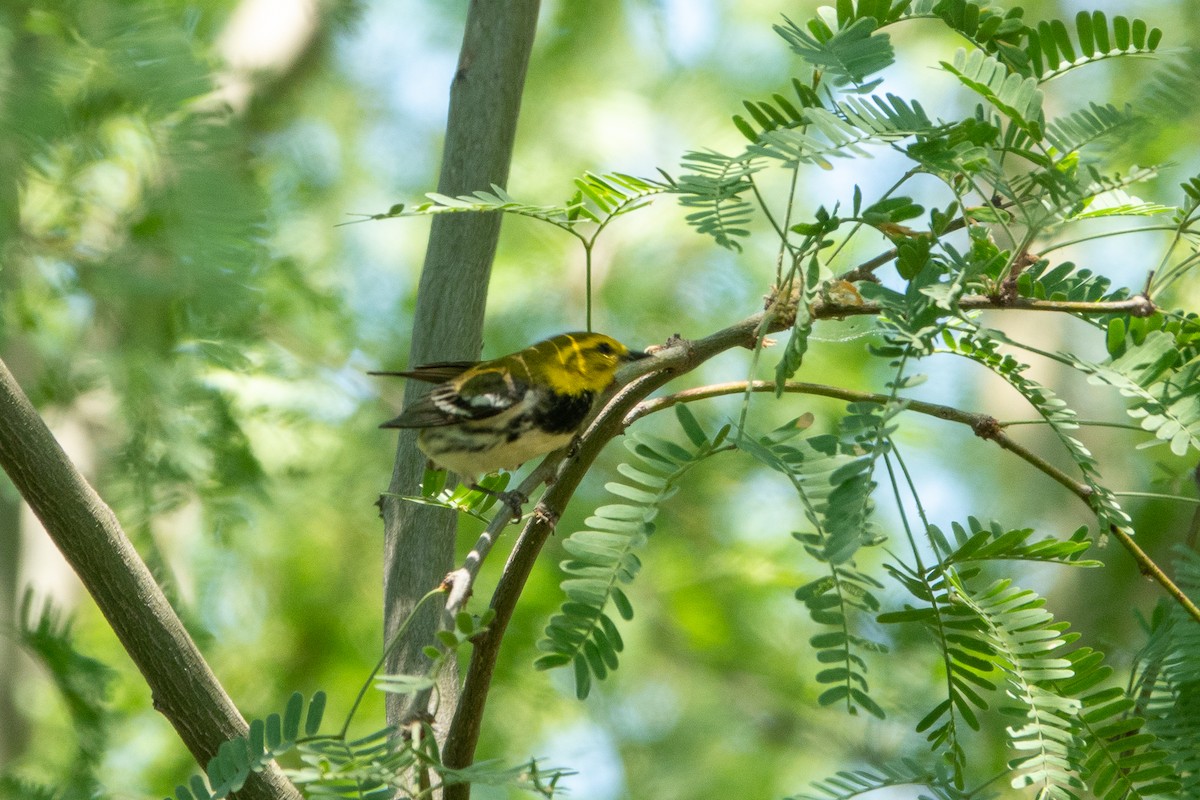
[417,426,575,481]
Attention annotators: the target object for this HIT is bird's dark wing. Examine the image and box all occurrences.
[380,368,530,429]
[380,392,460,428]
[369,361,478,384]
[380,395,450,428]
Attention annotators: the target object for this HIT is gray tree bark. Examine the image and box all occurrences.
[381,0,542,741]
[0,490,24,766]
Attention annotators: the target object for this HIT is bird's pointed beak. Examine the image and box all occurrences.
[614,347,656,384]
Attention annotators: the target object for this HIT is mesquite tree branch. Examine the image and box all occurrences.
[0,360,301,800]
[809,293,1157,318]
[440,289,1164,618]
[438,291,1188,789]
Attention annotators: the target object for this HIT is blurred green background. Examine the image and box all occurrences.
[1,1,1198,798]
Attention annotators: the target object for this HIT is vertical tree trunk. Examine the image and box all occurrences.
[0,492,26,765]
[381,0,541,741]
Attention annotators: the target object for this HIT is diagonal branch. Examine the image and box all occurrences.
[0,360,301,800]
[440,321,762,793]
[810,294,1157,317]
[631,379,1200,624]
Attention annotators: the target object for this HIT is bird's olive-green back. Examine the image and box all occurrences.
[469,332,635,396]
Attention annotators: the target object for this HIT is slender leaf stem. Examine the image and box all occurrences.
[1040,225,1184,256]
[1002,418,1145,432]
[748,174,792,258]
[628,378,1200,624]
[1113,491,1200,505]
[584,240,594,331]
[340,587,446,739]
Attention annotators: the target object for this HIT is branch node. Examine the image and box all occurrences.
[661,332,687,350]
[996,251,1039,305]
[1131,294,1158,318]
[970,415,1004,440]
[532,502,560,532]
[399,714,436,740]
[764,285,799,329]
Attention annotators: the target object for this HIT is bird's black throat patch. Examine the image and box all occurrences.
[534,390,595,435]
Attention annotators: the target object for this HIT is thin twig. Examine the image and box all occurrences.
[810,294,1158,318]
[629,380,1090,496]
[443,458,561,614]
[1108,525,1200,622]
[630,379,1200,624]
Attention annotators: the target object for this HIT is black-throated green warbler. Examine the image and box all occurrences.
[377,332,648,489]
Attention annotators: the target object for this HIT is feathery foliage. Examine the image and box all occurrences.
[399,469,515,522]
[740,405,895,719]
[1077,322,1200,456]
[536,405,731,698]
[882,518,1098,787]
[1042,102,1140,157]
[942,330,1135,533]
[168,610,571,799]
[9,592,114,798]
[1134,548,1200,799]
[931,517,1098,568]
[167,691,327,800]
[774,15,895,91]
[877,517,1173,798]
[1023,11,1162,81]
[1016,258,1128,305]
[1143,46,1200,124]
[786,758,971,800]
[1056,648,1180,800]
[941,48,1045,138]
[672,150,761,251]
[958,580,1079,797]
[364,173,666,240]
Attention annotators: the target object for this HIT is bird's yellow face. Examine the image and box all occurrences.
[532,332,645,395]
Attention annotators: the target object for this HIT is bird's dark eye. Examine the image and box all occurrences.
[595,341,614,355]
